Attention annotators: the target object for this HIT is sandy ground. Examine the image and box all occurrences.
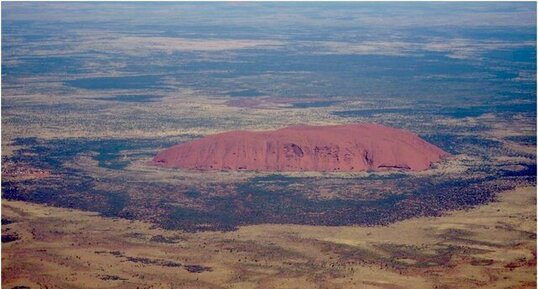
[2,186,536,289]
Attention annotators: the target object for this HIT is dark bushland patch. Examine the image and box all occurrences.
[11,137,174,171]
[421,134,504,156]
[2,233,20,243]
[499,164,537,177]
[155,172,514,232]
[184,264,213,273]
[504,135,537,146]
[1,218,15,225]
[470,259,495,266]
[333,108,423,118]
[65,75,163,90]
[333,103,536,119]
[98,274,128,281]
[96,191,129,217]
[150,234,185,243]
[95,250,210,272]
[125,256,182,267]
[292,100,339,108]
[184,190,201,198]
[228,88,264,97]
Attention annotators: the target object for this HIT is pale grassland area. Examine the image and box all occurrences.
[2,186,535,289]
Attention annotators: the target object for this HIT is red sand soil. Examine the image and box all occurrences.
[153,124,449,172]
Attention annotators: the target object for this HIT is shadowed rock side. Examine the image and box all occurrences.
[153,124,449,172]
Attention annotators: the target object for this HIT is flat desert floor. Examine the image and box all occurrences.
[2,3,537,289]
[2,186,535,289]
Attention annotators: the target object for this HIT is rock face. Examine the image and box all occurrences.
[153,124,449,172]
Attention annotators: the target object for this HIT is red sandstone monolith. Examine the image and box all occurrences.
[153,124,449,172]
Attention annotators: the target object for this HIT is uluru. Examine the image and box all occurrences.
[153,123,449,172]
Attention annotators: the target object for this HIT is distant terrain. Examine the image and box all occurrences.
[2,2,536,288]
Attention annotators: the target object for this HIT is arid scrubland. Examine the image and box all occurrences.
[2,186,535,289]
